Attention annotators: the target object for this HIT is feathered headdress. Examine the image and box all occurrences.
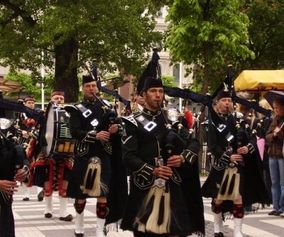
[136,49,163,95]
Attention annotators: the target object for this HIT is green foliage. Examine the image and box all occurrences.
[241,0,284,69]
[161,75,176,87]
[165,0,254,92]
[6,71,53,100]
[0,0,167,80]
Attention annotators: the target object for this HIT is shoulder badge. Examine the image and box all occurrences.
[64,104,78,114]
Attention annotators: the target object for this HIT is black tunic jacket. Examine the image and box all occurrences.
[66,99,111,198]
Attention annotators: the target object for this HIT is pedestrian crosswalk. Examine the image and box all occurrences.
[12,186,284,237]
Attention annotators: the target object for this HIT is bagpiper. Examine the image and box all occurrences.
[66,74,122,237]
[120,50,205,237]
[202,88,270,237]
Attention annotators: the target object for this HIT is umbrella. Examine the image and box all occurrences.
[234,70,284,92]
[263,90,284,107]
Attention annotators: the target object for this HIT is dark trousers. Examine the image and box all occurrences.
[0,202,15,237]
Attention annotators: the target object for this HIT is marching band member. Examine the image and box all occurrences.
[202,89,270,237]
[32,91,73,221]
[120,50,205,237]
[0,109,30,237]
[67,75,120,237]
[17,96,39,201]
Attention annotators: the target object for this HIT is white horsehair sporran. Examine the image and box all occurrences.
[80,156,107,197]
[217,165,240,201]
[135,158,171,234]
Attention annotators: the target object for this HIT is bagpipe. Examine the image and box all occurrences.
[164,66,272,118]
[12,114,39,149]
[0,98,43,160]
[89,91,126,139]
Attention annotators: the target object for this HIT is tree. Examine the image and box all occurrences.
[6,71,54,100]
[162,75,176,87]
[165,0,254,93]
[0,0,166,102]
[241,0,284,69]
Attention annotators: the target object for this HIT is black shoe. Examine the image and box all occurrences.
[214,233,224,237]
[37,190,44,201]
[276,211,283,216]
[74,232,84,237]
[268,210,280,216]
[44,213,52,218]
[59,214,73,222]
[22,197,30,201]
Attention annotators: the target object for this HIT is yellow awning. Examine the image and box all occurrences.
[234,70,284,92]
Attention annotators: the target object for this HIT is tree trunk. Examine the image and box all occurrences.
[54,37,79,103]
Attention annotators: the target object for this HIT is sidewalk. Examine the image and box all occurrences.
[13,186,283,237]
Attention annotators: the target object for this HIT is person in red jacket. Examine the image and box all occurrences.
[183,105,194,129]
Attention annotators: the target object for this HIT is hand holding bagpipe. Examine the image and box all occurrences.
[229,153,244,164]
[95,130,110,142]
[158,103,186,169]
[108,123,119,134]
[166,155,184,168]
[153,165,173,180]
[236,146,248,155]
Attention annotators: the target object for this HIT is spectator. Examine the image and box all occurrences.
[265,97,284,216]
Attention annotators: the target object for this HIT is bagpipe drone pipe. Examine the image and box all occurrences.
[164,65,271,118]
[0,97,45,125]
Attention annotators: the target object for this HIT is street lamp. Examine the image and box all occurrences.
[179,62,183,112]
[40,51,45,110]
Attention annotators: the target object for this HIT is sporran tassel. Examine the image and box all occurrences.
[135,185,171,234]
[80,156,102,197]
[217,167,240,200]
[158,190,170,234]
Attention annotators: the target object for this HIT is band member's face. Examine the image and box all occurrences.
[273,101,284,117]
[82,81,98,99]
[216,97,233,114]
[143,87,164,111]
[51,95,64,105]
[24,100,35,109]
